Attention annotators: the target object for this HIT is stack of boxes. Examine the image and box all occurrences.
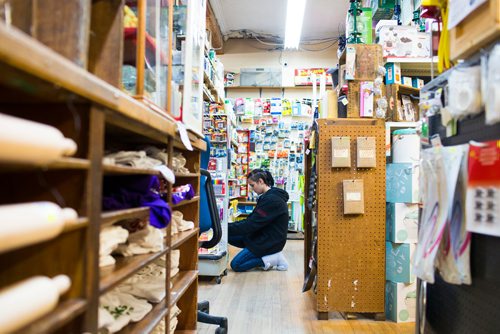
[385,128,420,323]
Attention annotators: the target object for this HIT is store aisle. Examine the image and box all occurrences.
[198,240,414,334]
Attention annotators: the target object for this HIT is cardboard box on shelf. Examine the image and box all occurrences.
[386,84,420,122]
[412,78,424,89]
[386,203,419,243]
[371,0,396,20]
[385,281,417,323]
[378,26,431,58]
[386,163,419,203]
[357,137,377,168]
[402,77,413,87]
[332,137,351,168]
[385,63,402,85]
[343,179,365,214]
[345,44,384,81]
[386,241,416,283]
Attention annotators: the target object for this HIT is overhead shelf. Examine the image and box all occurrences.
[171,196,200,209]
[174,172,199,177]
[225,85,312,89]
[171,228,200,249]
[101,207,150,227]
[100,248,169,294]
[170,270,198,307]
[103,164,161,176]
[0,157,90,173]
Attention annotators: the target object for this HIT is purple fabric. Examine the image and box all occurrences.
[102,175,171,228]
[172,184,196,204]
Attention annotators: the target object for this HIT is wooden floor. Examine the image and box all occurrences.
[198,240,415,334]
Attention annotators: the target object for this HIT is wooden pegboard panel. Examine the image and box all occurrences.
[316,119,386,313]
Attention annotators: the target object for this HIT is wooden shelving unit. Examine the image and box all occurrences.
[171,196,200,209]
[0,1,204,331]
[172,228,200,249]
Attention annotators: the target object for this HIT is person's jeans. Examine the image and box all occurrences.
[229,235,264,272]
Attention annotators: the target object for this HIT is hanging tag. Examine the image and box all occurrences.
[177,122,193,151]
[154,165,175,184]
[430,134,442,148]
[341,98,349,106]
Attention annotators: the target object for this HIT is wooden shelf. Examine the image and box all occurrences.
[0,23,178,140]
[238,201,257,205]
[100,248,168,294]
[103,163,161,176]
[117,298,168,334]
[175,331,197,334]
[171,196,200,209]
[0,157,90,172]
[101,207,150,227]
[225,85,311,89]
[170,270,198,307]
[174,172,199,177]
[13,299,87,334]
[171,228,199,249]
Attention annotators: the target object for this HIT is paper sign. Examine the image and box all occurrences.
[346,192,362,201]
[154,165,175,184]
[359,150,375,158]
[334,149,349,158]
[177,122,193,151]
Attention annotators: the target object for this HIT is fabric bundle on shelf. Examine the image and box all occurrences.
[171,184,195,205]
[103,175,172,229]
[99,226,129,267]
[116,262,166,303]
[171,211,195,236]
[98,291,153,333]
[115,225,164,257]
[170,249,180,278]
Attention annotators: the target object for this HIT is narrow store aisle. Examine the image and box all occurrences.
[198,241,414,334]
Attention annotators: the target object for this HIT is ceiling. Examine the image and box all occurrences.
[209,0,350,42]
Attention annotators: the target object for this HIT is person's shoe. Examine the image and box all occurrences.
[276,252,289,271]
[261,251,288,271]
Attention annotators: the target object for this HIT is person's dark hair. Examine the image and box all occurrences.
[248,169,274,187]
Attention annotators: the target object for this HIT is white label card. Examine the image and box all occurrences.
[359,150,375,158]
[177,122,193,151]
[334,149,349,158]
[346,192,362,201]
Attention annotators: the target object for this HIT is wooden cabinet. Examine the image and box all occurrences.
[0,11,204,333]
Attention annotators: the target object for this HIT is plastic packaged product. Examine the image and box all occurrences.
[171,184,196,204]
[485,45,500,125]
[413,147,448,283]
[0,113,77,164]
[436,145,471,285]
[0,202,78,254]
[448,66,482,118]
[0,275,71,333]
[392,129,420,163]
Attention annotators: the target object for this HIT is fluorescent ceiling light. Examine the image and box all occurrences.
[284,0,307,49]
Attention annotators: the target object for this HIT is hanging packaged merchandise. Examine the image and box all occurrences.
[270,98,282,115]
[282,99,292,116]
[343,179,365,214]
[436,145,472,285]
[466,140,500,237]
[331,137,351,168]
[234,97,245,115]
[485,44,500,125]
[448,66,482,119]
[413,147,448,283]
[244,98,255,117]
[357,137,377,168]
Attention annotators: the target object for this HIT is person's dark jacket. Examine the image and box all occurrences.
[229,187,289,257]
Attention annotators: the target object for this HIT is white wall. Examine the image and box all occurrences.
[219,39,338,99]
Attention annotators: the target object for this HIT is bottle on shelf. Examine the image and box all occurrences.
[0,275,71,333]
[0,202,79,254]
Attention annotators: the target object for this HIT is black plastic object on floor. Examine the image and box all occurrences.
[197,169,228,332]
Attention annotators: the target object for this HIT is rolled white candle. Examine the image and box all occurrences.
[0,113,77,164]
[0,275,71,333]
[0,202,79,254]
